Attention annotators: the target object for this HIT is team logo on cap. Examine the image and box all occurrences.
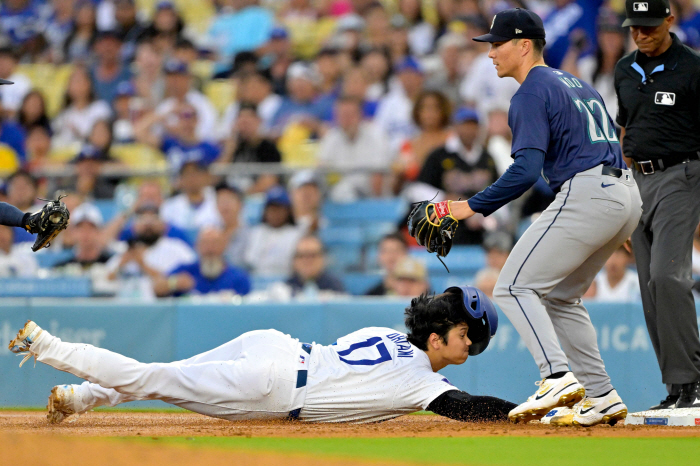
[515,28,522,34]
[633,2,649,11]
[655,92,675,105]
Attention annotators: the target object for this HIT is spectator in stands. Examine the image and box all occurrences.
[269,62,322,135]
[154,227,251,297]
[591,246,641,302]
[374,56,424,151]
[315,47,343,96]
[340,66,378,118]
[289,170,325,233]
[482,231,512,272]
[25,124,54,176]
[561,9,627,121]
[63,0,98,63]
[53,66,112,148]
[362,3,391,51]
[218,72,282,139]
[388,14,412,66]
[207,0,274,74]
[106,203,195,299]
[542,0,595,70]
[106,180,191,246]
[111,81,137,143]
[0,47,31,118]
[63,144,121,200]
[318,95,390,202]
[0,225,38,277]
[90,30,132,104]
[17,90,51,134]
[132,39,165,107]
[424,33,468,104]
[416,107,498,245]
[215,183,249,269]
[0,97,27,163]
[366,232,409,296]
[0,0,47,54]
[360,48,391,101]
[258,27,295,95]
[398,0,436,56]
[5,170,39,243]
[474,267,499,299]
[155,59,218,141]
[394,90,452,193]
[245,186,306,277]
[87,120,114,155]
[44,0,76,63]
[135,101,220,175]
[674,0,700,48]
[53,202,113,271]
[143,1,185,54]
[220,103,281,194]
[113,0,147,61]
[161,161,222,231]
[388,256,430,297]
[286,235,345,297]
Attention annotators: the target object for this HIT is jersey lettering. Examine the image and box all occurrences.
[558,77,582,88]
[386,333,414,358]
[572,98,619,144]
[336,336,392,366]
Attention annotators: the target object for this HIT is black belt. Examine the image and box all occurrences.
[632,152,700,175]
[288,342,313,420]
[602,166,623,178]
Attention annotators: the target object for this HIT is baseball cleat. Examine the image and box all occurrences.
[47,385,81,424]
[540,406,574,425]
[8,320,43,367]
[569,389,627,426]
[649,393,679,410]
[675,382,700,409]
[508,372,585,423]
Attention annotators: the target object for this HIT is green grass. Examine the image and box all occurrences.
[144,436,700,466]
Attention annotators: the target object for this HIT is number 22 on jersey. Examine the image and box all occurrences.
[560,76,619,144]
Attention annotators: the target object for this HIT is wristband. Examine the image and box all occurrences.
[434,200,452,219]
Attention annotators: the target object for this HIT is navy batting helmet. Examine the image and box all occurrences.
[445,286,498,356]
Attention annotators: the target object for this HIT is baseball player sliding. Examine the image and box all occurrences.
[409,9,642,426]
[9,286,517,424]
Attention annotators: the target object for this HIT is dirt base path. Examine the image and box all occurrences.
[2,411,700,438]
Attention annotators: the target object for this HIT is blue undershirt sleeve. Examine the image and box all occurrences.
[0,202,28,228]
[467,148,545,217]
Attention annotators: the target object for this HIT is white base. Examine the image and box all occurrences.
[625,408,700,426]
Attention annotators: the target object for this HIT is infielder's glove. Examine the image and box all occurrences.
[24,195,70,252]
[407,200,459,258]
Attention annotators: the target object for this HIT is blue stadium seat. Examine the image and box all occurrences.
[0,277,92,297]
[322,198,409,225]
[430,275,476,293]
[327,245,363,272]
[412,245,485,275]
[342,272,383,295]
[320,226,364,247]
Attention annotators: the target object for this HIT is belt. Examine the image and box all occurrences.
[288,342,313,420]
[632,152,700,175]
[601,166,623,178]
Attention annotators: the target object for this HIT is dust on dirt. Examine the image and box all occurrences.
[2,411,700,438]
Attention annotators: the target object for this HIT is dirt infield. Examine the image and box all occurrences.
[2,410,700,438]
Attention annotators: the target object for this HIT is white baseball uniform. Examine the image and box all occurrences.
[29,326,456,423]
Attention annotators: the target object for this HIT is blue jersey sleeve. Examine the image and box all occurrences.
[0,202,27,227]
[509,93,550,154]
[467,148,545,216]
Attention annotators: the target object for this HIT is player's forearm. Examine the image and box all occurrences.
[427,390,517,422]
[466,148,544,217]
[0,202,29,228]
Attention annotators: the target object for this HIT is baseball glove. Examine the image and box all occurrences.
[407,200,459,259]
[24,195,70,252]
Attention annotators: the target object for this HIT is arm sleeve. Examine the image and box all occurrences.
[466,148,545,217]
[0,202,28,228]
[427,389,517,422]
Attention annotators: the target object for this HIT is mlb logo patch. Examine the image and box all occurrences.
[633,2,649,11]
[655,92,675,105]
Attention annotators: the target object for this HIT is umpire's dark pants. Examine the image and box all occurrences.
[631,159,700,387]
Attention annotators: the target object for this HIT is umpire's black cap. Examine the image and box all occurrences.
[0,78,13,85]
[621,0,671,27]
[473,8,546,43]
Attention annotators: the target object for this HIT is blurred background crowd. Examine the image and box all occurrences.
[0,0,699,302]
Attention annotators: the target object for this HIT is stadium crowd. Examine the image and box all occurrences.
[0,0,699,301]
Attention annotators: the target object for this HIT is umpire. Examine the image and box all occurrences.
[615,0,700,409]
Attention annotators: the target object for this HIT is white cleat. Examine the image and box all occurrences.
[8,321,43,367]
[572,390,627,427]
[47,385,82,424]
[508,372,585,424]
[540,406,574,425]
